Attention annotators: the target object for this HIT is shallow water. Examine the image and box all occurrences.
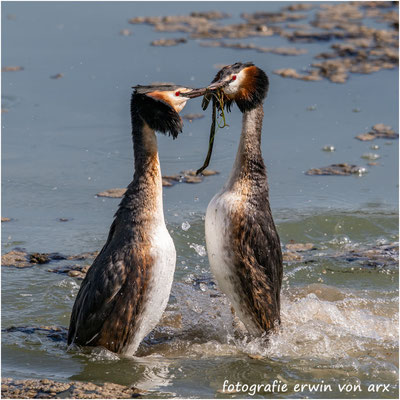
[1,1,399,399]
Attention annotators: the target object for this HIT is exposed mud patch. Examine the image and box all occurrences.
[1,378,142,399]
[306,163,368,176]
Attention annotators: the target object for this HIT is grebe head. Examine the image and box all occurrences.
[131,84,204,139]
[203,62,269,113]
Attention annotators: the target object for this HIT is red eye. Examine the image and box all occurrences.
[175,91,180,96]
[232,75,237,81]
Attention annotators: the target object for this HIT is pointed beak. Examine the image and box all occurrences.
[182,80,228,99]
[206,81,227,91]
[181,87,208,99]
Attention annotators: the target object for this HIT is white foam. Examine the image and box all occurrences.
[145,282,398,371]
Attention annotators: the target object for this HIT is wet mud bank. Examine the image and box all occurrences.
[127,2,398,84]
[1,378,142,399]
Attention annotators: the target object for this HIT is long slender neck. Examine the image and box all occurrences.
[227,103,267,190]
[118,116,163,222]
[132,118,160,180]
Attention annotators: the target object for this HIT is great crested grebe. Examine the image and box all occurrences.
[68,84,203,355]
[203,62,283,336]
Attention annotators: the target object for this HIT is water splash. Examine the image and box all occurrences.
[181,221,190,231]
[189,243,207,257]
[137,281,398,376]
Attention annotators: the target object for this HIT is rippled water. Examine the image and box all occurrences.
[2,1,399,399]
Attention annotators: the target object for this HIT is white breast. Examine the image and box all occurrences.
[124,221,176,355]
[205,193,243,303]
[205,191,260,335]
[205,192,235,295]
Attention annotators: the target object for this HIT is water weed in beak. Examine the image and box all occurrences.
[196,89,229,175]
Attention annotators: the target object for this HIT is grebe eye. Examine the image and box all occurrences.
[175,91,180,96]
[231,75,237,81]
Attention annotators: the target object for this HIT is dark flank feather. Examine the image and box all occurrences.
[230,199,283,331]
[67,197,154,351]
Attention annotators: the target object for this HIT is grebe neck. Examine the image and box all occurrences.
[118,118,163,222]
[227,103,267,191]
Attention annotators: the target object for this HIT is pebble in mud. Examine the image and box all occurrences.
[333,243,399,269]
[183,169,219,177]
[197,169,219,177]
[273,68,322,81]
[1,250,31,268]
[2,248,98,269]
[151,37,187,46]
[29,253,50,264]
[284,3,314,12]
[247,354,264,360]
[286,242,314,251]
[306,163,367,176]
[50,264,90,279]
[241,11,308,24]
[311,59,349,83]
[282,251,303,262]
[1,378,143,399]
[184,175,203,184]
[50,73,64,79]
[200,40,308,56]
[67,251,99,261]
[356,132,377,141]
[182,169,219,183]
[355,123,399,141]
[1,66,24,72]
[322,145,335,152]
[189,11,231,20]
[96,188,127,198]
[162,178,174,187]
[47,252,98,277]
[361,153,380,160]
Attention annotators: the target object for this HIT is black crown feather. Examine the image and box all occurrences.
[131,87,183,139]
